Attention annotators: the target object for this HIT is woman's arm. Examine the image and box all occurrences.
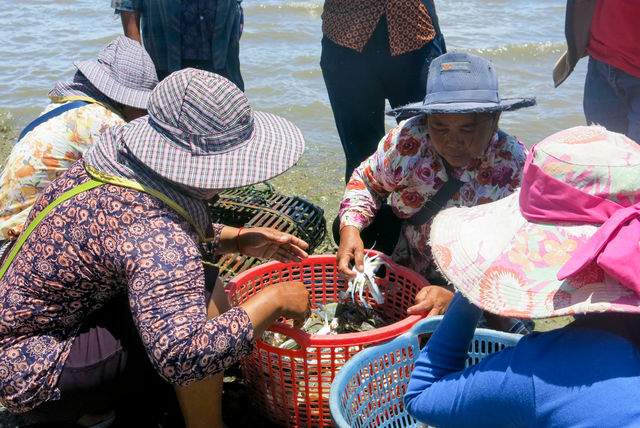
[120,11,142,43]
[112,0,142,42]
[339,132,398,232]
[404,293,533,427]
[337,127,407,275]
[214,226,308,263]
[122,213,309,386]
[405,293,483,403]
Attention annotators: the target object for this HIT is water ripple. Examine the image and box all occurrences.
[1,0,587,205]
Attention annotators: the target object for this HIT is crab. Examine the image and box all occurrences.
[265,303,341,349]
[343,250,393,308]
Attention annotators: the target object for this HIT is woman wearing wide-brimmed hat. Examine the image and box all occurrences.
[0,69,310,427]
[336,52,535,321]
[405,126,640,427]
[0,36,158,247]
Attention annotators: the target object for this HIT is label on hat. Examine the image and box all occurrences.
[441,61,471,72]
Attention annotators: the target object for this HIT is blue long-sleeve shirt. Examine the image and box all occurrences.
[405,293,640,427]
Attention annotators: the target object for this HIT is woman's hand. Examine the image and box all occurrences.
[272,281,312,328]
[406,285,454,317]
[241,281,311,334]
[336,225,365,277]
[237,227,309,263]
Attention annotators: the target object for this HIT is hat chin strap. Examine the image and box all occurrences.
[519,157,640,297]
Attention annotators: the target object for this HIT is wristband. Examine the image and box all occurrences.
[235,227,245,253]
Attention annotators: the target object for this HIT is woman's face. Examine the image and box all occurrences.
[121,105,147,122]
[428,113,500,168]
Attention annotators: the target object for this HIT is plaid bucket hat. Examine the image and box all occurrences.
[430,125,640,319]
[122,68,305,190]
[388,52,536,118]
[74,36,158,109]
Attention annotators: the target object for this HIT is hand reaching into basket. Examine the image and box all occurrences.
[218,226,309,263]
[336,225,365,277]
[407,285,454,317]
[241,281,312,333]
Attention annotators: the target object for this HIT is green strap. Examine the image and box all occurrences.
[0,180,104,280]
[84,164,209,242]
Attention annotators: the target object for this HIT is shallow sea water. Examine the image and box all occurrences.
[0,0,588,225]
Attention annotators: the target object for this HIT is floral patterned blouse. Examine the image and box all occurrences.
[0,101,124,240]
[0,161,253,413]
[340,115,527,282]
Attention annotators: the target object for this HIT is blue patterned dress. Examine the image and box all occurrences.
[0,160,254,412]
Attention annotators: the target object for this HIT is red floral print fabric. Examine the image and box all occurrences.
[339,115,527,281]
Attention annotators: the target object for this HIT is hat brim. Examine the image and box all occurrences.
[430,191,640,319]
[75,60,151,109]
[122,110,305,190]
[387,97,536,118]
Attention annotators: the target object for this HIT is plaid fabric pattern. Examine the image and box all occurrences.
[74,36,158,109]
[84,128,212,233]
[112,0,242,72]
[0,240,11,263]
[124,69,305,190]
[83,68,305,231]
[322,0,435,56]
[48,72,115,108]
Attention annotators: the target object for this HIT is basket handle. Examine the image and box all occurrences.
[407,315,443,335]
[266,321,312,348]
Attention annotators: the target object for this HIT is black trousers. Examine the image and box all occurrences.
[321,11,446,182]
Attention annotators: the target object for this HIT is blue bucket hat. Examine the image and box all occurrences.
[388,52,536,118]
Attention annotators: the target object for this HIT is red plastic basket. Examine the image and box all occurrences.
[226,253,429,427]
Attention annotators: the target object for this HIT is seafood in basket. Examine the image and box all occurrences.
[262,301,389,350]
[342,249,393,308]
[228,254,430,427]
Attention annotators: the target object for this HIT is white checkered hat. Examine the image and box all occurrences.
[74,36,158,109]
[123,68,306,190]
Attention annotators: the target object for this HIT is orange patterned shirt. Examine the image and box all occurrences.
[321,0,436,56]
[0,101,124,240]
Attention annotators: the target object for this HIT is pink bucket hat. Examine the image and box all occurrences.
[430,125,640,319]
[122,68,305,190]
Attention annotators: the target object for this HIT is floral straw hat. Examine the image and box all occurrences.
[74,36,158,109]
[430,125,640,319]
[123,68,305,190]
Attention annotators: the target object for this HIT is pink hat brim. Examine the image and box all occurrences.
[430,191,640,319]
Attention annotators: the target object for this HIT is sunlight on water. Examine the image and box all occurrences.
[0,0,588,220]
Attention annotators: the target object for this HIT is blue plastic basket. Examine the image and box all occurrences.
[329,316,522,428]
